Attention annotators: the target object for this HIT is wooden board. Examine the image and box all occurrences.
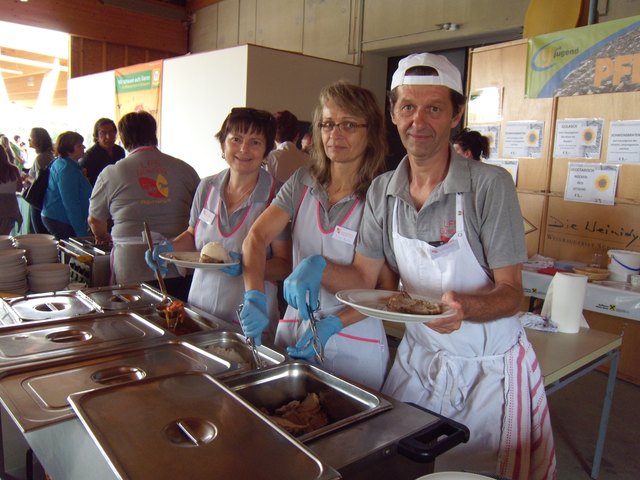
[542,195,640,263]
[519,192,546,257]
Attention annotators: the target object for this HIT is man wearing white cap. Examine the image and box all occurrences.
[283,53,556,478]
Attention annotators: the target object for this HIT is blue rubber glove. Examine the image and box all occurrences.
[144,241,174,277]
[239,290,268,346]
[283,255,326,320]
[287,315,343,359]
[220,251,242,276]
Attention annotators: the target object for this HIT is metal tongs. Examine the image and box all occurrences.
[143,221,169,306]
[306,303,324,363]
[236,304,266,369]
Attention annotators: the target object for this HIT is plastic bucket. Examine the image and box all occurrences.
[607,249,640,282]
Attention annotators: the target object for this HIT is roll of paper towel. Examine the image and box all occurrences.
[540,272,588,333]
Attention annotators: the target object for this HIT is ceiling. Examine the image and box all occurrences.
[0,21,69,109]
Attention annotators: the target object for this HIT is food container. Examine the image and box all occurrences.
[0,311,167,372]
[78,284,220,335]
[225,362,393,442]
[607,249,640,282]
[0,340,231,432]
[0,290,99,324]
[185,330,285,375]
[68,372,341,480]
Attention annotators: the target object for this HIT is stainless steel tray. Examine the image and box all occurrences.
[78,283,164,311]
[0,340,231,432]
[68,372,340,480]
[185,330,285,375]
[0,311,167,372]
[225,362,392,443]
[1,290,100,323]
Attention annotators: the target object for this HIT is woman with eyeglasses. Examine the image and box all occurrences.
[146,108,292,334]
[240,81,395,389]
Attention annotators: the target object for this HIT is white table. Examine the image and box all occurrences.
[527,327,622,479]
[522,269,640,321]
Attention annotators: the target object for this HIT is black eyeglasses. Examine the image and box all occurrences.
[318,121,368,133]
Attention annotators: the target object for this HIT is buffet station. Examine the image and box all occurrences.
[0,235,469,480]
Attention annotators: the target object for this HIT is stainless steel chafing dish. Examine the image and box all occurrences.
[0,311,167,373]
[0,340,232,432]
[67,372,341,480]
[184,330,286,375]
[0,290,100,324]
[78,283,221,335]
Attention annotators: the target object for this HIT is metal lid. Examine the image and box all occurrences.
[0,311,167,370]
[4,291,98,322]
[69,372,340,480]
[79,284,163,310]
[0,340,231,432]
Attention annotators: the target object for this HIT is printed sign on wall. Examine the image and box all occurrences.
[526,15,640,98]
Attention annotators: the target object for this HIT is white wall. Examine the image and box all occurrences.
[161,46,249,177]
[67,71,116,147]
[67,44,362,178]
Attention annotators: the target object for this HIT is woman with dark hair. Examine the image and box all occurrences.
[240,81,395,389]
[89,111,201,291]
[26,127,54,233]
[41,131,92,239]
[0,146,23,235]
[452,128,490,160]
[146,108,291,332]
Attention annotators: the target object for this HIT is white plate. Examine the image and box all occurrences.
[159,251,239,270]
[335,289,455,323]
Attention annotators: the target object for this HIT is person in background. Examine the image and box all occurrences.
[300,129,313,155]
[88,111,200,298]
[13,135,29,167]
[240,81,395,390]
[146,108,291,335]
[26,127,54,234]
[0,146,23,235]
[0,135,22,171]
[80,117,126,186]
[264,110,310,182]
[41,131,92,239]
[282,53,556,478]
[452,128,490,161]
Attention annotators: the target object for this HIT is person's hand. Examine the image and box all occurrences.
[239,290,268,346]
[426,291,464,334]
[144,241,174,277]
[220,251,242,276]
[287,315,343,359]
[283,255,326,320]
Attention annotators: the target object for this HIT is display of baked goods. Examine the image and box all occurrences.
[261,393,329,436]
[384,291,443,315]
[199,242,231,263]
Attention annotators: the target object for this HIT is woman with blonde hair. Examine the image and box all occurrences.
[240,81,395,389]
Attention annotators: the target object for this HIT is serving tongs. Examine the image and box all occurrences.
[142,222,169,307]
[236,304,266,369]
[306,303,324,363]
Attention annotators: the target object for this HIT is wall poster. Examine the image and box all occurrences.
[115,60,163,141]
[526,15,640,98]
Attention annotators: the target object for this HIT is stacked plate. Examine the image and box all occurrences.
[27,263,71,293]
[14,234,58,265]
[0,235,15,249]
[0,248,28,295]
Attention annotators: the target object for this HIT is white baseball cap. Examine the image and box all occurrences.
[390,53,463,94]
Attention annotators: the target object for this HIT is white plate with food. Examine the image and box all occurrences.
[335,289,455,323]
[158,251,239,270]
